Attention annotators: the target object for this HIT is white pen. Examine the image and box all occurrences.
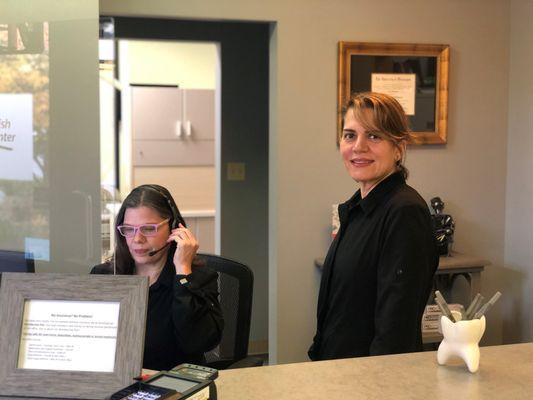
[435,290,455,322]
[465,293,480,319]
[473,291,502,319]
[465,294,484,320]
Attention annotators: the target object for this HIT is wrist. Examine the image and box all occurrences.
[175,263,192,275]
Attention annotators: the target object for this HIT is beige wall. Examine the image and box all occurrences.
[101,0,513,363]
[120,40,217,211]
[127,40,217,89]
[504,0,533,343]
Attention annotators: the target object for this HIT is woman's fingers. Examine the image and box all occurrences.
[169,224,197,243]
[171,224,199,275]
[168,227,199,251]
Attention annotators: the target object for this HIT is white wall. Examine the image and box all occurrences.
[504,0,533,343]
[127,40,217,89]
[102,0,514,363]
[119,40,218,211]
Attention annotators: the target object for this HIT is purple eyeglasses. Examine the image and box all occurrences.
[117,219,170,238]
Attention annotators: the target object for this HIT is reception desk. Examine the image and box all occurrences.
[7,344,531,399]
[216,343,532,399]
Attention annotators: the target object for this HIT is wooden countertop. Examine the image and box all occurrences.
[216,343,533,399]
[437,251,490,271]
[315,251,490,272]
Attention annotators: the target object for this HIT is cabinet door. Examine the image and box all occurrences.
[131,86,183,140]
[133,140,215,166]
[182,216,215,254]
[183,89,215,140]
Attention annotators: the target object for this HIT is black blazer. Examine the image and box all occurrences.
[91,254,223,370]
[309,173,438,361]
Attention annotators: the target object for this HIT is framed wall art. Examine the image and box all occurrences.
[338,42,450,144]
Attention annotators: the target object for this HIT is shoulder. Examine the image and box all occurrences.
[386,183,430,215]
[379,184,433,231]
[90,262,114,275]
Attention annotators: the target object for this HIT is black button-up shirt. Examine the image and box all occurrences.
[92,254,223,370]
[310,172,438,360]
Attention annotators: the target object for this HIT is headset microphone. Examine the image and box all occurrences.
[148,243,170,257]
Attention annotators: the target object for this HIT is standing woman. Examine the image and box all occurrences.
[309,92,438,361]
[92,184,223,371]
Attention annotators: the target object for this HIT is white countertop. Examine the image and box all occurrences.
[216,343,533,399]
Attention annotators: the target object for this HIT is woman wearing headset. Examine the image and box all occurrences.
[91,184,223,371]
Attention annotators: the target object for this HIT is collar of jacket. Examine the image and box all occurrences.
[338,172,406,222]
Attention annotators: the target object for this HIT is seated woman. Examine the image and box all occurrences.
[91,184,223,371]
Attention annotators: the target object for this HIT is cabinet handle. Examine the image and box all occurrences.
[185,120,192,137]
[175,120,183,138]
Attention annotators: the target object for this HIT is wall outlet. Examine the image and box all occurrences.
[227,162,246,181]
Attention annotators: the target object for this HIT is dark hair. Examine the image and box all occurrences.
[112,184,190,274]
[339,92,412,179]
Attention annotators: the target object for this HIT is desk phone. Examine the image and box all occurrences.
[171,363,218,381]
[108,371,212,400]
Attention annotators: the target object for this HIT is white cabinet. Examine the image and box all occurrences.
[182,211,215,254]
[131,86,215,166]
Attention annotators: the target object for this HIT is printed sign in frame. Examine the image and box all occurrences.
[0,273,148,400]
[338,42,450,145]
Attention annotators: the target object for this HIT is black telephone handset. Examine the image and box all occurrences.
[170,363,218,381]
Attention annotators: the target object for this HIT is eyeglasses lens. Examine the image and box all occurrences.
[139,225,157,236]
[118,226,134,237]
[117,224,160,237]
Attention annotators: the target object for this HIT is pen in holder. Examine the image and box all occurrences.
[434,290,500,372]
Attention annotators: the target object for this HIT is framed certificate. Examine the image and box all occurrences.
[0,273,149,399]
[338,42,450,145]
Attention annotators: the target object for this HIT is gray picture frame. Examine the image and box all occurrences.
[0,273,149,399]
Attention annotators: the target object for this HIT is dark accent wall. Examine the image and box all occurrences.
[110,16,270,342]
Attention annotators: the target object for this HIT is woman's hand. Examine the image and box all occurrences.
[168,223,199,275]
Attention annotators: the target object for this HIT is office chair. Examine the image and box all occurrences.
[0,250,35,273]
[199,253,264,369]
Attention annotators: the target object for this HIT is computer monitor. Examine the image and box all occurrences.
[0,250,35,273]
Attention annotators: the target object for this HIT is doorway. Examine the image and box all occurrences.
[100,16,270,357]
[120,40,219,255]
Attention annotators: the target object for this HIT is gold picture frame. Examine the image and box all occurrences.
[338,42,450,145]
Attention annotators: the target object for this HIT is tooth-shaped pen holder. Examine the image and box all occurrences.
[437,310,486,373]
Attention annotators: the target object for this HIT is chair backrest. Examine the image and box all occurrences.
[0,250,35,273]
[199,253,253,369]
